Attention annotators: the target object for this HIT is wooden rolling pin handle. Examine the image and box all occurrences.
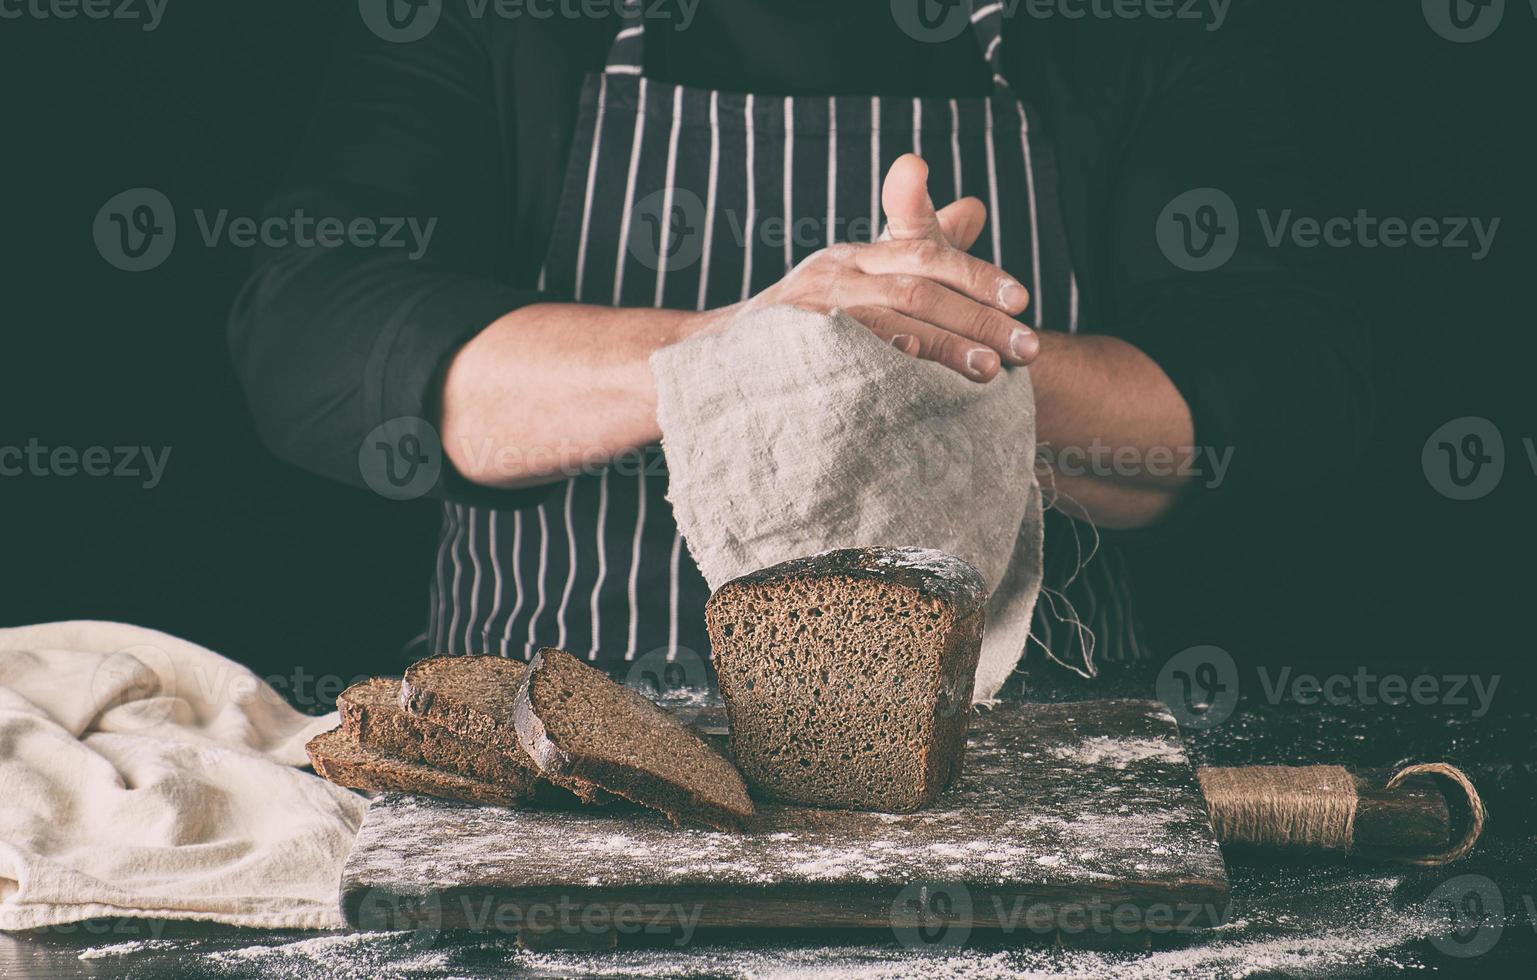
[1196,763,1484,865]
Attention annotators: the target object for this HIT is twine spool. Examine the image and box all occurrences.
[1198,762,1485,865]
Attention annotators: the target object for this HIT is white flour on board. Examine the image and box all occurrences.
[1051,736,1187,769]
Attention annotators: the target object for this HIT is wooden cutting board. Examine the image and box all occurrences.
[341,699,1229,945]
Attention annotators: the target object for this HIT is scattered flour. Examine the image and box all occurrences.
[1052,736,1187,769]
[77,939,184,959]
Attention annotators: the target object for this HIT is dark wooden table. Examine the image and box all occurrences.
[6,658,1534,979]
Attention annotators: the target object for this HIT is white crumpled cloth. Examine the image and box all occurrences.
[0,621,366,931]
[653,306,1049,702]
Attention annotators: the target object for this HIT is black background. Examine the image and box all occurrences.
[4,0,1533,706]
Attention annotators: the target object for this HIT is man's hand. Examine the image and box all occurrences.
[740,154,1036,381]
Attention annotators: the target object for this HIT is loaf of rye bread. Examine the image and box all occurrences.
[305,727,529,807]
[513,648,756,831]
[706,547,987,812]
[400,655,614,804]
[338,676,539,795]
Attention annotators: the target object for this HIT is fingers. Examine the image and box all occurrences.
[845,305,1002,382]
[855,238,1028,315]
[850,241,1035,362]
[880,154,946,243]
[935,197,987,252]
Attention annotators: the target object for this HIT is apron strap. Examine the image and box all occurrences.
[604,0,1016,89]
[967,1,1014,92]
[604,0,645,75]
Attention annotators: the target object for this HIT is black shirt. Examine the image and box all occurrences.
[229,0,1371,531]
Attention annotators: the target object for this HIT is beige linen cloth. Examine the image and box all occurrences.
[654,306,1087,702]
[0,621,366,931]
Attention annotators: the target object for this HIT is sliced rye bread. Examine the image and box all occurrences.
[400,655,612,804]
[705,547,986,813]
[306,727,528,807]
[513,647,756,831]
[338,677,538,797]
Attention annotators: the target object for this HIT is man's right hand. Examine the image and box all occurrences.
[734,154,1035,382]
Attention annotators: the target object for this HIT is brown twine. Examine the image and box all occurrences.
[1198,763,1486,866]
[1199,766,1358,855]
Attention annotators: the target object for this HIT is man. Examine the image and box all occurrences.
[230,0,1369,680]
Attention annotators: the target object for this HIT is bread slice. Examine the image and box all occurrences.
[513,648,756,831]
[706,547,986,812]
[338,677,538,797]
[306,727,527,807]
[400,655,611,804]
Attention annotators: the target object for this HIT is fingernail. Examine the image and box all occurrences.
[891,334,917,354]
[1009,328,1037,361]
[965,349,998,379]
[998,280,1028,311]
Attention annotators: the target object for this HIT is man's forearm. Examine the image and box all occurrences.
[438,303,725,488]
[1029,331,1197,530]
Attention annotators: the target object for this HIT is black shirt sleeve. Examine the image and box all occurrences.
[1075,14,1374,532]
[227,6,544,499]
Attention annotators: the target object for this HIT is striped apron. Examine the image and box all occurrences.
[429,0,1146,678]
